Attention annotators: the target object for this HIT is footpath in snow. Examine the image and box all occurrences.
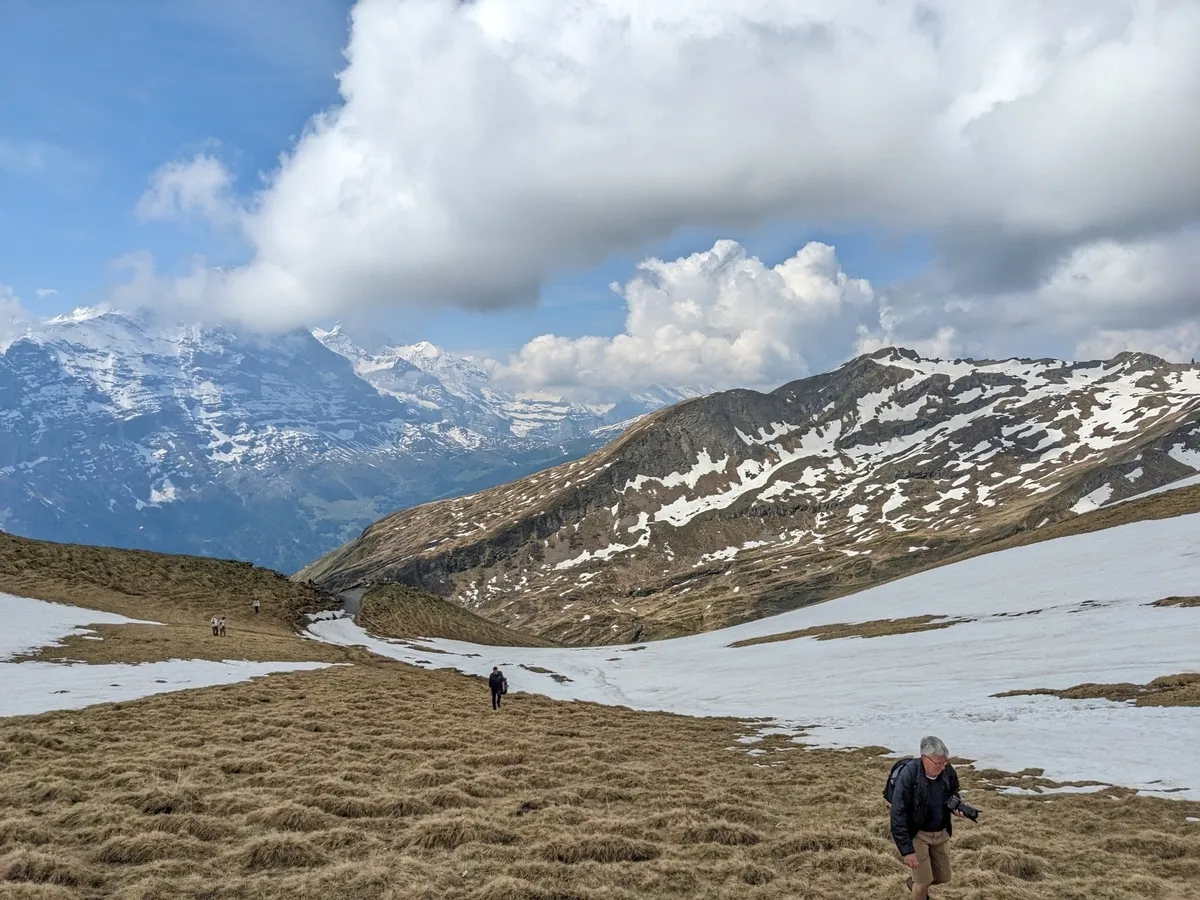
[0,593,332,718]
[309,513,1200,799]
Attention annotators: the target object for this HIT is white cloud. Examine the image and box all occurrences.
[498,231,1200,399]
[496,240,874,396]
[1075,323,1200,364]
[0,139,52,174]
[0,286,32,350]
[135,153,238,225]
[34,288,57,299]
[173,0,1199,329]
[858,230,1200,363]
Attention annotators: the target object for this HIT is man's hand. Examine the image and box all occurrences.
[952,808,965,818]
[902,853,919,869]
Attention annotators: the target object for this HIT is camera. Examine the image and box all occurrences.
[946,795,980,821]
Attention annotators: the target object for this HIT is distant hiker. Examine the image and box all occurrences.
[253,598,261,615]
[218,617,227,637]
[211,616,219,637]
[488,667,508,710]
[887,736,976,899]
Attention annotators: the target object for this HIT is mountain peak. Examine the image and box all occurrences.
[43,305,115,325]
[401,340,442,359]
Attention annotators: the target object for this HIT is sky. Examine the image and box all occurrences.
[2,0,1198,400]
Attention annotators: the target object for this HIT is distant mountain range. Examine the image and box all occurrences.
[298,348,1200,644]
[0,307,702,572]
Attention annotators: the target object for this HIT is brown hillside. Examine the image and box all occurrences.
[297,350,1200,645]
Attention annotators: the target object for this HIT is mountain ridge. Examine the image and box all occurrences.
[0,307,699,572]
[298,347,1200,643]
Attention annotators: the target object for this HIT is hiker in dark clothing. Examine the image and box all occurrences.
[890,736,967,899]
[488,667,507,710]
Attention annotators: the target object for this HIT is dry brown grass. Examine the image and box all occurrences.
[0,531,338,631]
[1154,596,1200,609]
[4,528,1200,898]
[728,615,964,648]
[357,585,557,648]
[3,647,1199,899]
[17,622,345,666]
[995,673,1200,707]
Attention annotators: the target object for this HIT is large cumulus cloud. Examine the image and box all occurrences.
[132,0,1199,389]
[495,232,1200,398]
[496,240,874,395]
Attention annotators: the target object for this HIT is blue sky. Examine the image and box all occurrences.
[3,1,1194,393]
[0,0,930,358]
[2,1,348,311]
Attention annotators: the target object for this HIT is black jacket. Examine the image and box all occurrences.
[889,759,960,856]
[488,671,505,693]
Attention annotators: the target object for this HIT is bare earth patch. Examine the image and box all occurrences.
[728,615,965,648]
[1153,596,1200,609]
[994,673,1200,707]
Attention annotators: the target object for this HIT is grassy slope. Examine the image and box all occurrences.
[0,531,344,665]
[3,665,1199,900]
[357,585,559,648]
[0,533,1198,896]
[0,532,337,629]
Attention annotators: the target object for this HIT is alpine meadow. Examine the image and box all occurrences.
[2,2,1199,899]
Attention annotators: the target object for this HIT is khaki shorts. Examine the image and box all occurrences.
[913,829,951,886]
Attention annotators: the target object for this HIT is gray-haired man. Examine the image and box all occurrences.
[889,736,967,899]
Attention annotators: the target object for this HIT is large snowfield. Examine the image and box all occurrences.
[309,513,1200,799]
[0,593,332,717]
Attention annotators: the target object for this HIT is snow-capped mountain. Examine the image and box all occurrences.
[311,325,702,441]
[299,347,1200,644]
[0,308,697,572]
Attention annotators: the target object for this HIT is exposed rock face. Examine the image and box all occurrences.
[298,349,1200,644]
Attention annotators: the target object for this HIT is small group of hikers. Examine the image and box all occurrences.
[886,735,979,899]
[208,599,261,637]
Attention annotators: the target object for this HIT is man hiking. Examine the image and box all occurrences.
[889,736,970,899]
[488,667,507,710]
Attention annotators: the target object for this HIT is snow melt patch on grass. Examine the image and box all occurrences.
[309,514,1200,799]
[0,593,334,718]
[1071,483,1114,514]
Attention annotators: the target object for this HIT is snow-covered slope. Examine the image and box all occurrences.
[309,511,1200,798]
[312,326,705,442]
[0,592,330,717]
[0,309,692,572]
[301,347,1200,642]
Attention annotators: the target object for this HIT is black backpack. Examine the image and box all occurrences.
[883,756,916,802]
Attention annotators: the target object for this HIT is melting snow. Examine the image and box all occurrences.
[1,593,334,718]
[310,513,1200,799]
[1071,484,1115,514]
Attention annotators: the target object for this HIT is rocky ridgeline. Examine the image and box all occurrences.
[299,348,1200,644]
